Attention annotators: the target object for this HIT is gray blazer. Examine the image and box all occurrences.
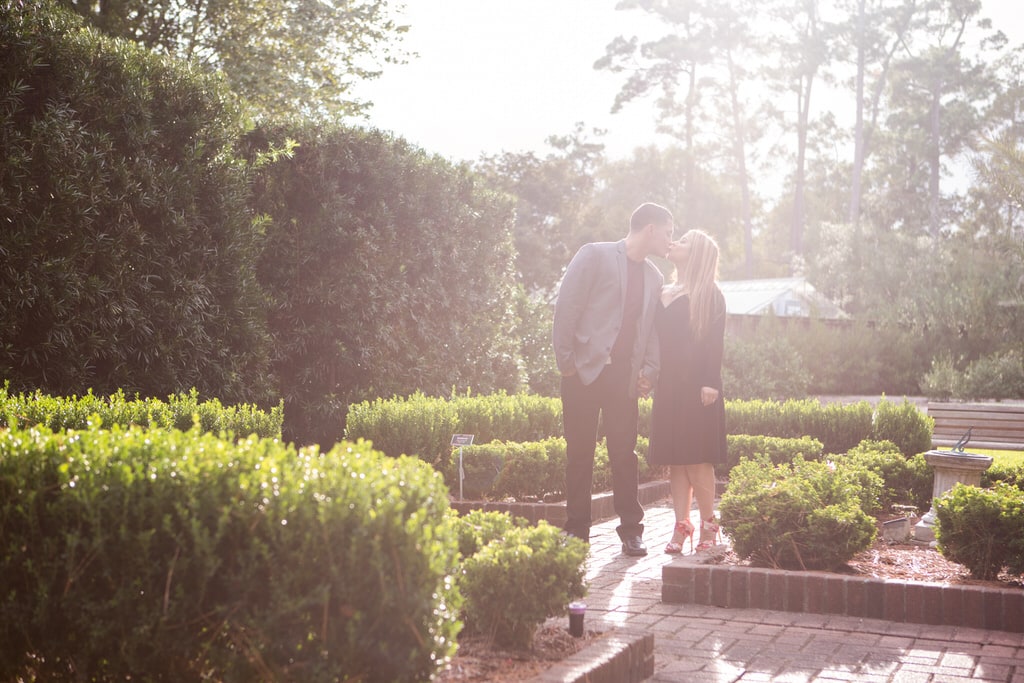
[552,240,662,397]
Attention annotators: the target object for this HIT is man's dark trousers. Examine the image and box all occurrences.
[561,361,645,542]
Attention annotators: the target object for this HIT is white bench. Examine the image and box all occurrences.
[928,402,1024,451]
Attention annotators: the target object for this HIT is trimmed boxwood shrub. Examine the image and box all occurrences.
[458,520,587,649]
[719,456,877,570]
[835,440,933,513]
[1,386,283,439]
[870,399,932,457]
[0,424,459,682]
[935,482,1024,580]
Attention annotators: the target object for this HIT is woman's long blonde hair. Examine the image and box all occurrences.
[674,229,721,340]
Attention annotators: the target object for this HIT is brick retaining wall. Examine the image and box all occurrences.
[533,629,654,683]
[663,560,1024,633]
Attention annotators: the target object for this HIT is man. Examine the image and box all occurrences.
[552,202,673,556]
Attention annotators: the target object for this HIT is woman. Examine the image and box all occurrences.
[647,229,727,554]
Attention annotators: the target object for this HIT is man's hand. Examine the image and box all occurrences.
[700,386,719,406]
[637,374,653,398]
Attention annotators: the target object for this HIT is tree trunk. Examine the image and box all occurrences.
[848,0,867,230]
[727,47,755,277]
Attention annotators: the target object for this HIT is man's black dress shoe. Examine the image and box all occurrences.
[621,536,647,556]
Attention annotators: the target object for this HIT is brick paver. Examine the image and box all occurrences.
[565,500,1023,682]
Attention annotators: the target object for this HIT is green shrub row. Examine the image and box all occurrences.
[1,386,283,439]
[446,436,659,501]
[346,391,562,464]
[0,425,458,682]
[935,482,1024,580]
[724,397,932,457]
[347,394,934,468]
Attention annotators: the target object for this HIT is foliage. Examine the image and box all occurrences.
[446,435,657,502]
[58,0,407,120]
[720,434,824,476]
[0,425,460,682]
[935,482,1024,580]
[719,456,877,570]
[458,521,587,649]
[722,333,811,400]
[834,440,933,514]
[474,124,609,293]
[452,509,529,559]
[1,386,283,439]
[513,288,560,397]
[245,122,523,446]
[921,349,1024,401]
[725,398,875,455]
[960,349,1024,400]
[346,392,562,464]
[0,3,273,405]
[982,457,1024,492]
[871,398,933,457]
[921,354,960,401]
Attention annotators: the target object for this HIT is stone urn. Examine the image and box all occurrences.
[913,449,993,543]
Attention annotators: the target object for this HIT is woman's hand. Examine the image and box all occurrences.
[700,386,719,406]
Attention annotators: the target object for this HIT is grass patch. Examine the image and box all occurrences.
[960,448,1024,466]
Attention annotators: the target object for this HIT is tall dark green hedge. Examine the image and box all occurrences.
[0,2,273,404]
[246,123,523,446]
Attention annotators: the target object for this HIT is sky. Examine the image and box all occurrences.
[349,0,1024,165]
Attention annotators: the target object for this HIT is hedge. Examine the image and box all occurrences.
[1,386,283,439]
[346,391,562,463]
[348,393,933,466]
[0,2,273,405]
[724,397,931,457]
[0,424,458,682]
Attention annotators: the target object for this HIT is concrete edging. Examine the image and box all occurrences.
[531,628,654,683]
[663,559,1024,633]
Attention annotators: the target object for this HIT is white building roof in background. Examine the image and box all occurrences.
[719,277,848,319]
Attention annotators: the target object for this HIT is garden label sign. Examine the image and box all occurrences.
[451,434,475,500]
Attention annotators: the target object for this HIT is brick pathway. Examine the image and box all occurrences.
[575,500,1024,683]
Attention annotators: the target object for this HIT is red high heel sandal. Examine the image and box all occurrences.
[664,519,695,554]
[695,519,720,552]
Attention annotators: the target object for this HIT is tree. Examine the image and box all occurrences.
[58,0,408,120]
[474,124,607,294]
[597,0,766,275]
[246,123,522,446]
[595,0,721,232]
[834,0,917,231]
[864,0,1000,239]
[761,0,828,258]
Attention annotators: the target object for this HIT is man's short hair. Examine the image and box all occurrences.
[629,202,673,232]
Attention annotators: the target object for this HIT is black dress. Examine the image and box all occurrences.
[647,288,727,466]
